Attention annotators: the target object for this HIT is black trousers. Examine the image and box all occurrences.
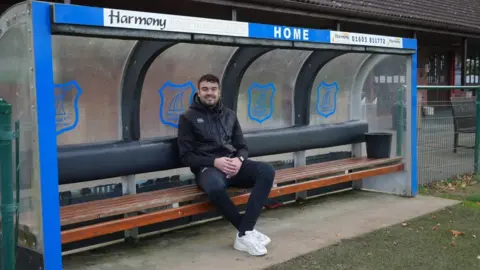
[195,159,275,234]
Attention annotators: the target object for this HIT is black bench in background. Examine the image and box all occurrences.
[450,96,476,153]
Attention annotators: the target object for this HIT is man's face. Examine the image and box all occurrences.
[198,80,220,106]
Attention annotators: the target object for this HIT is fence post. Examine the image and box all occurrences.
[0,98,15,270]
[475,88,480,174]
[14,120,20,256]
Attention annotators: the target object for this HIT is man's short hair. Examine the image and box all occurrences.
[198,74,220,88]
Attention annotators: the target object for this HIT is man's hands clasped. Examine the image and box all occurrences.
[214,157,242,178]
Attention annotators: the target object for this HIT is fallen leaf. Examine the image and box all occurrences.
[473,235,476,238]
[451,241,456,246]
[450,230,465,238]
[477,255,480,259]
[433,226,438,231]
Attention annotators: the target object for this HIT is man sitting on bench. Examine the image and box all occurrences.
[177,74,275,256]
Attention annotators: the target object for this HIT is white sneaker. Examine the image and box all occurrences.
[233,231,267,256]
[252,229,271,246]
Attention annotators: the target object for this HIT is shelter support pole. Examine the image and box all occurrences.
[396,86,405,157]
[122,175,138,241]
[231,8,237,21]
[294,151,307,200]
[351,144,363,190]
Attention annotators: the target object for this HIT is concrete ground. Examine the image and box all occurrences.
[62,191,458,270]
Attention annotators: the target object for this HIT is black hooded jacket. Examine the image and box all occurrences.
[177,93,248,173]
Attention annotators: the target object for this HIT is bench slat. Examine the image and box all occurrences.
[60,157,402,226]
[61,162,404,244]
[275,157,401,183]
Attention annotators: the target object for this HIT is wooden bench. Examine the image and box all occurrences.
[450,96,476,153]
[60,156,403,244]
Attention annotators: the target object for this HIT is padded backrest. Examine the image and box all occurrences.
[58,120,368,184]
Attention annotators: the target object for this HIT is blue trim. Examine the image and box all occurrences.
[53,3,103,26]
[158,81,196,129]
[51,4,417,51]
[402,38,418,50]
[410,53,418,196]
[315,81,339,118]
[55,80,83,136]
[32,2,62,269]
[247,82,276,124]
[248,23,330,43]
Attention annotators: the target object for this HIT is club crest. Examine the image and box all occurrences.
[159,81,196,128]
[315,81,339,118]
[55,80,82,135]
[247,82,276,124]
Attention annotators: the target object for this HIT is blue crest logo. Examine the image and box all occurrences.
[247,82,276,124]
[55,80,82,136]
[316,81,339,118]
[159,81,196,128]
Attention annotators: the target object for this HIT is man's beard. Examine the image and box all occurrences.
[202,97,218,107]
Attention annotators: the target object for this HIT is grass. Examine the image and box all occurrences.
[267,204,480,270]
[419,173,480,202]
[267,174,480,270]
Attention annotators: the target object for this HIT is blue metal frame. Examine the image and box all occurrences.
[32,2,62,270]
[411,53,418,196]
[28,2,419,268]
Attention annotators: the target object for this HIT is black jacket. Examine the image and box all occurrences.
[177,93,248,173]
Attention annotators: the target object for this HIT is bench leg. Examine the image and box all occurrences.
[351,143,363,190]
[294,151,308,201]
[453,132,459,153]
[122,175,139,242]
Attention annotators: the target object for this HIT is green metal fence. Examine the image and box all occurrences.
[0,98,14,269]
[417,85,480,185]
[0,98,20,270]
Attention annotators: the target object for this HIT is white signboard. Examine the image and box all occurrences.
[103,8,249,37]
[330,31,403,48]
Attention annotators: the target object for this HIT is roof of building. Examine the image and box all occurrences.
[203,0,480,35]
